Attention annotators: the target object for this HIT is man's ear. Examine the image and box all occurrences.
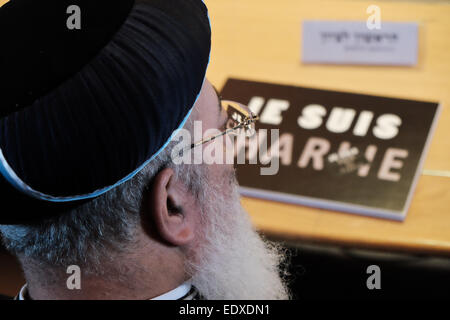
[149,167,196,247]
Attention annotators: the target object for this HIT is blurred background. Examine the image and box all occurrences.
[1,0,449,299]
[204,0,450,300]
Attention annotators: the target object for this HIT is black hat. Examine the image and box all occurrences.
[0,0,211,223]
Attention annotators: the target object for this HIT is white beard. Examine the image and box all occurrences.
[185,168,290,300]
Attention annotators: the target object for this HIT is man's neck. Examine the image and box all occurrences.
[19,232,190,299]
[20,251,188,299]
[24,273,189,300]
[19,280,193,300]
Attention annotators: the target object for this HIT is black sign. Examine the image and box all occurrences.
[221,78,440,220]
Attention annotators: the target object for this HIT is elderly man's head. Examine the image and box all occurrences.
[0,78,290,300]
[0,0,290,300]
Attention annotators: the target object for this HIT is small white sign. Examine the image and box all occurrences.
[302,21,418,66]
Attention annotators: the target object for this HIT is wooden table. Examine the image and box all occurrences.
[204,0,450,255]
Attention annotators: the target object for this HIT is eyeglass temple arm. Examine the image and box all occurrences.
[189,116,259,149]
[190,126,242,149]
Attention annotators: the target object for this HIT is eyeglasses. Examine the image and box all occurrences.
[189,100,259,150]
